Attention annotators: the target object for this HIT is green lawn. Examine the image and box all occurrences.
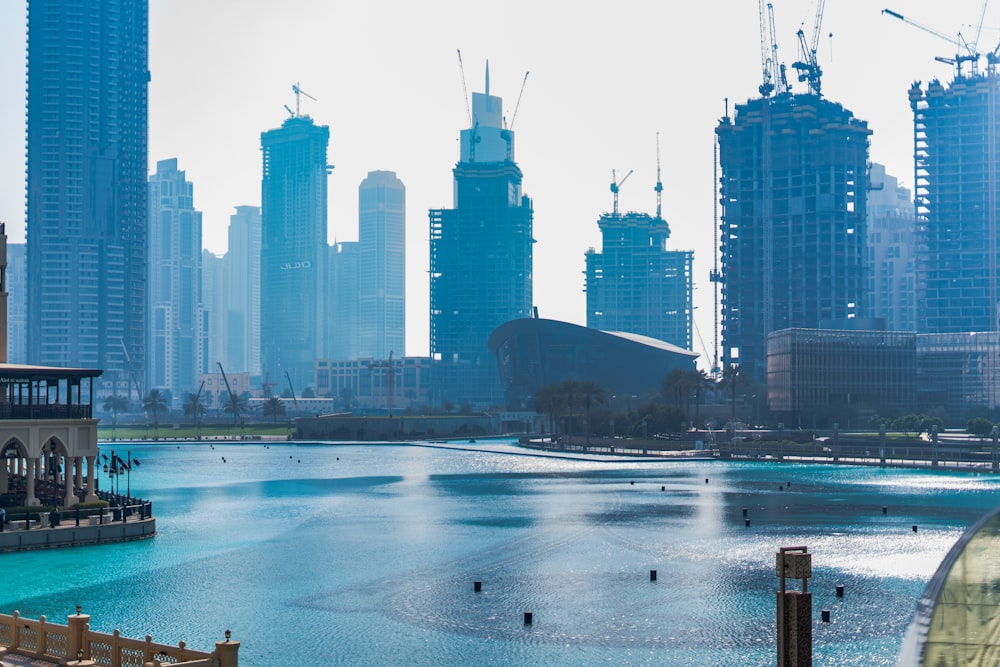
[98,422,293,440]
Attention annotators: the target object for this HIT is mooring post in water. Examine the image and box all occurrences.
[879,423,887,466]
[992,426,998,474]
[776,546,812,667]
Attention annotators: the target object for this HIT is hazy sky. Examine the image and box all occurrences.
[0,1,996,364]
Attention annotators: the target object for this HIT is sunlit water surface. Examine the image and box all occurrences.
[2,439,996,666]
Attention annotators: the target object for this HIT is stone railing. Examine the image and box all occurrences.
[0,608,238,667]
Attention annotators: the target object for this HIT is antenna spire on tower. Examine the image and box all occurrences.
[485,60,490,97]
[655,132,664,219]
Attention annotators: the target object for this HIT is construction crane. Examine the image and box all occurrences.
[284,370,300,417]
[654,133,664,219]
[501,71,530,160]
[291,82,317,117]
[367,352,398,417]
[119,337,143,404]
[882,9,981,77]
[261,371,274,399]
[757,1,786,96]
[610,169,633,216]
[456,50,473,128]
[217,362,240,425]
[792,0,826,96]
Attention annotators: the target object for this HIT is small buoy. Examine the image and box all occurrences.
[705,478,709,484]
[821,609,831,623]
[289,455,292,459]
[523,611,533,625]
[298,459,301,463]
[661,486,665,491]
[474,581,482,592]
[745,519,751,527]
[778,485,783,491]
[650,569,657,581]
[742,507,748,518]
[912,525,918,533]
[882,506,888,515]
[836,584,845,598]
[630,481,634,485]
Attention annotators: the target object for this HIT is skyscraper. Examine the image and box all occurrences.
[584,210,693,350]
[148,158,205,406]
[429,64,534,405]
[221,206,261,375]
[260,114,330,390]
[867,163,916,333]
[327,241,359,362]
[26,0,149,397]
[911,73,1000,334]
[716,92,870,383]
[358,170,405,361]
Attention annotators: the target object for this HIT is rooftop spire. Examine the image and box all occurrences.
[485,60,490,97]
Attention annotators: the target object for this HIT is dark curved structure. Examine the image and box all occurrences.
[488,318,698,411]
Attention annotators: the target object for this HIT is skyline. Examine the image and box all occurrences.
[1,1,996,364]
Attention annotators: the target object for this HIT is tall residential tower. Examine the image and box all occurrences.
[358,170,405,361]
[26,0,149,397]
[148,158,205,405]
[717,93,871,383]
[260,114,330,390]
[429,64,534,405]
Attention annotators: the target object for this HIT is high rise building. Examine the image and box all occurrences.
[867,163,916,333]
[716,92,870,383]
[911,73,1000,333]
[358,171,405,361]
[6,243,25,363]
[327,241,359,362]
[260,114,330,390]
[584,208,693,349]
[148,158,205,406]
[221,206,261,374]
[26,0,149,398]
[429,64,534,405]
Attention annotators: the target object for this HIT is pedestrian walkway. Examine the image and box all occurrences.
[2,651,60,666]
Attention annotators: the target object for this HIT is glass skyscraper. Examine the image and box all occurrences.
[148,158,205,407]
[26,0,149,399]
[358,170,405,361]
[260,114,330,391]
[429,65,534,406]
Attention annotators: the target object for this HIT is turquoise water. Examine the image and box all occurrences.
[1,439,996,666]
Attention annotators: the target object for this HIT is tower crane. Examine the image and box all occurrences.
[291,82,317,117]
[882,9,981,77]
[792,0,826,96]
[654,133,663,220]
[610,169,633,217]
[757,0,776,97]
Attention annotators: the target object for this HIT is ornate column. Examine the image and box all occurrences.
[85,455,97,501]
[26,457,37,506]
[64,456,75,507]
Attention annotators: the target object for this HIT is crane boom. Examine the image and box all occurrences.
[284,371,300,416]
[882,8,980,76]
[217,362,239,424]
[610,169,633,216]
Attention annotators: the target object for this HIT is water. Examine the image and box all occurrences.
[1,439,995,666]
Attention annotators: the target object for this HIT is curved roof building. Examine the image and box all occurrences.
[898,504,1000,665]
[488,318,698,411]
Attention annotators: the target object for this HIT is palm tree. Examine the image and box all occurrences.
[263,396,286,423]
[142,389,168,440]
[578,381,607,445]
[559,380,582,441]
[223,393,249,425]
[183,391,207,438]
[534,384,562,440]
[102,395,129,441]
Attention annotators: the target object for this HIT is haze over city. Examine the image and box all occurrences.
[0,0,994,362]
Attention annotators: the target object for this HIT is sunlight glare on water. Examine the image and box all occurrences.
[1,439,996,666]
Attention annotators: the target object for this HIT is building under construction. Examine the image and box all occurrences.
[716,93,871,384]
[584,211,693,350]
[911,71,1000,334]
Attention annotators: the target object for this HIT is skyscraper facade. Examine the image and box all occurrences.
[429,66,534,405]
[327,241,359,362]
[148,158,205,406]
[260,115,330,390]
[26,0,149,397]
[6,243,25,363]
[358,171,405,361]
[911,74,1000,334]
[867,163,916,333]
[716,93,870,383]
[219,205,261,375]
[584,211,693,349]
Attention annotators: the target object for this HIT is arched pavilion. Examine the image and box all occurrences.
[0,363,102,507]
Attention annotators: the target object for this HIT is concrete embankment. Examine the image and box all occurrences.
[0,517,155,553]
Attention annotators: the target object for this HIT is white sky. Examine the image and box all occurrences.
[0,0,997,364]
